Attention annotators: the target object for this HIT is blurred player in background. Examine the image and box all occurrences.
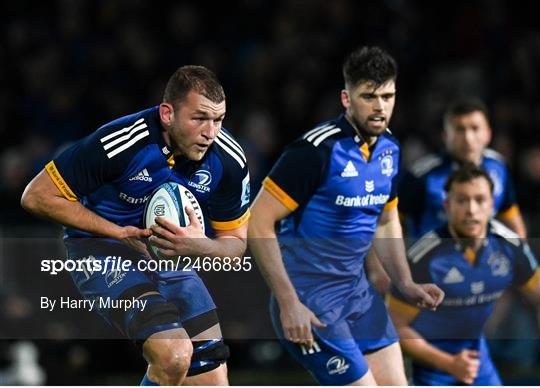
[400,97,526,238]
[367,97,527,294]
[21,66,250,385]
[388,163,540,385]
[249,46,444,385]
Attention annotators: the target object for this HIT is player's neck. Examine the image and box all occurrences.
[345,115,377,147]
[161,131,182,158]
[448,224,486,253]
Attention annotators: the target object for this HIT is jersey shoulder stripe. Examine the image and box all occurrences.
[303,122,335,140]
[217,130,246,162]
[100,118,150,159]
[408,230,442,263]
[410,154,443,178]
[304,124,342,147]
[483,148,505,162]
[490,219,520,246]
[214,129,246,168]
[305,124,337,142]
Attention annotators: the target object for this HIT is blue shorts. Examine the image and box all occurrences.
[65,238,216,338]
[270,287,398,385]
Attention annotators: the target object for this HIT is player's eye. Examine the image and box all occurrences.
[475,196,488,204]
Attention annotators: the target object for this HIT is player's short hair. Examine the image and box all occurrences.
[163,65,225,107]
[444,162,494,194]
[443,97,489,126]
[342,46,398,89]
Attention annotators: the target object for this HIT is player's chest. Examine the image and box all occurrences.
[114,158,220,206]
[321,147,397,209]
[431,251,513,306]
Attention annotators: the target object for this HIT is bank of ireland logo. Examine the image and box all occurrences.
[188,170,212,193]
[380,155,393,176]
[326,356,350,375]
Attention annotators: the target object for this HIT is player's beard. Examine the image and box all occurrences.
[352,116,387,140]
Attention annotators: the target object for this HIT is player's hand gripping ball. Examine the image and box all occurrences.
[143,182,204,260]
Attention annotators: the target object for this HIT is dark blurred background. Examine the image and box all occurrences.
[1,0,540,384]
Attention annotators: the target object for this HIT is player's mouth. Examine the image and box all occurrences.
[195,143,211,151]
[463,219,480,226]
[367,116,386,126]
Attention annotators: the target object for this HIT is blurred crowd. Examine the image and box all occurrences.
[2,0,540,384]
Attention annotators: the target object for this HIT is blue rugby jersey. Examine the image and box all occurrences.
[388,221,540,385]
[262,114,400,316]
[45,106,250,273]
[399,151,518,238]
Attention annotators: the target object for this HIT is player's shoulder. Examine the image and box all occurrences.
[278,118,345,162]
[409,153,445,178]
[95,106,161,159]
[407,229,444,264]
[300,118,346,148]
[482,148,506,164]
[212,127,248,171]
[380,127,400,148]
[489,219,521,247]
[482,148,509,173]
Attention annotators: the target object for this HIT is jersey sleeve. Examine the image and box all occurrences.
[262,139,328,212]
[46,127,134,200]
[513,241,540,292]
[207,151,251,231]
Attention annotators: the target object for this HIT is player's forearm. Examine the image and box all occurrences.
[398,326,454,372]
[248,223,299,306]
[22,190,124,239]
[196,235,247,259]
[372,217,414,289]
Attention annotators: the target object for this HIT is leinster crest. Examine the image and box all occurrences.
[380,155,394,177]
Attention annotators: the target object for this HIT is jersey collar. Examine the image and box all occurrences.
[337,114,379,161]
[337,114,365,146]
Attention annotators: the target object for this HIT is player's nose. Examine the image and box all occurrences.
[202,121,218,140]
[372,97,384,111]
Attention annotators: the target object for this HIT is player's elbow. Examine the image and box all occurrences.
[21,183,45,215]
[21,184,37,212]
[247,216,273,239]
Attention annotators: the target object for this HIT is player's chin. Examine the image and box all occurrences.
[458,225,483,238]
[365,125,387,136]
[187,149,207,161]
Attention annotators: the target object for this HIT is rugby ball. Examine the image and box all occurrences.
[143,182,205,260]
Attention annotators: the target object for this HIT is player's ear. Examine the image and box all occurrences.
[340,89,350,109]
[159,103,175,126]
[443,197,449,213]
